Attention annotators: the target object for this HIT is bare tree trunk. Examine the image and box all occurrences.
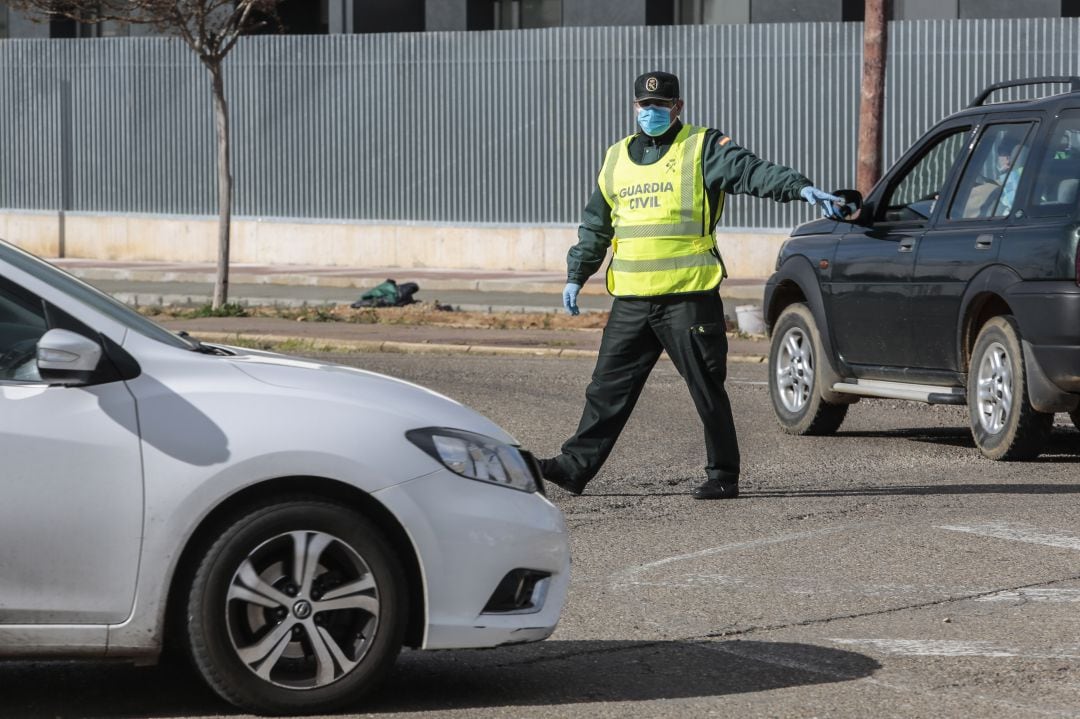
[209,63,232,310]
[857,0,888,197]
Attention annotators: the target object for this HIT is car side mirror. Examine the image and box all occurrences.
[832,189,865,222]
[37,328,103,386]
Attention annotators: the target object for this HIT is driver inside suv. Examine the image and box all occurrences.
[961,132,1027,218]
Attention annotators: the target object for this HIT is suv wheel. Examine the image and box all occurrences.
[769,303,848,435]
[184,499,407,715]
[968,316,1053,460]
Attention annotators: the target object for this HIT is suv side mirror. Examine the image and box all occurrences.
[37,328,103,386]
[832,189,865,222]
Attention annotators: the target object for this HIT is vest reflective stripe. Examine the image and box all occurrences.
[598,124,725,297]
[610,252,719,273]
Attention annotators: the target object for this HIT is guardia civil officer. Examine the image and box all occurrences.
[538,71,842,500]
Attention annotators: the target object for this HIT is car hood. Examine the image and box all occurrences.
[223,348,518,445]
[790,217,840,236]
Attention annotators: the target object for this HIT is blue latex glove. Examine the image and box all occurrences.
[800,186,844,220]
[562,282,581,316]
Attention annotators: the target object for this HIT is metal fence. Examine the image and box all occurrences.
[2,19,1080,229]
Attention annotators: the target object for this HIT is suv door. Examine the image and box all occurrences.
[827,122,973,369]
[1002,107,1080,276]
[0,274,143,626]
[911,118,1041,371]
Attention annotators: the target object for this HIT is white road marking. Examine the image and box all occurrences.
[939,522,1080,551]
[975,588,1080,603]
[615,524,866,582]
[829,638,1080,660]
[830,638,1020,657]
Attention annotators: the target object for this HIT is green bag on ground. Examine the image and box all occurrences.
[351,279,400,308]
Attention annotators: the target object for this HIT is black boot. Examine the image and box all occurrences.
[538,458,588,496]
[693,479,739,500]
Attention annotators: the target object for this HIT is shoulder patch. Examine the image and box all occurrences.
[718,135,732,147]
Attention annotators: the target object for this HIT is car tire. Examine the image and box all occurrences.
[769,303,848,435]
[184,499,406,715]
[967,316,1053,460]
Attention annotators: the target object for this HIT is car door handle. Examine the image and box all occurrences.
[898,237,916,253]
[975,233,994,250]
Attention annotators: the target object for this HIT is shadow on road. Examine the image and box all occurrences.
[0,640,879,717]
[748,483,1080,497]
[833,426,1080,459]
[366,639,879,712]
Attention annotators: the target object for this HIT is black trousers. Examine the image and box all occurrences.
[555,291,740,487]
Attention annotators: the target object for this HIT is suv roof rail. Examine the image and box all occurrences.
[968,76,1080,108]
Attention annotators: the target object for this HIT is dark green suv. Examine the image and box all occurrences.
[764,77,1080,460]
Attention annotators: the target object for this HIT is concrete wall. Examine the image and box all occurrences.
[563,0,647,27]
[0,210,788,279]
[893,0,958,20]
[426,0,469,30]
[958,0,1061,18]
[6,7,49,38]
[751,0,843,23]
[704,0,751,25]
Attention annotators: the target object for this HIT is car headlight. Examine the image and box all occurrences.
[406,427,539,493]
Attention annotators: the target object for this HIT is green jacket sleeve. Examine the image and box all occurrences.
[703,129,813,202]
[566,185,613,285]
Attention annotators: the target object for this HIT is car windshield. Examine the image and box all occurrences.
[0,242,196,351]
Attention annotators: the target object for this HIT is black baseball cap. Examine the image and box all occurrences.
[635,71,680,102]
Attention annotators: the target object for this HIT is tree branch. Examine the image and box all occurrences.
[169,1,199,53]
[220,0,262,57]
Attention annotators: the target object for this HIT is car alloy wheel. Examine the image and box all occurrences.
[185,500,406,715]
[768,303,848,436]
[967,316,1052,460]
[775,326,815,414]
[226,530,380,689]
[974,341,1013,435]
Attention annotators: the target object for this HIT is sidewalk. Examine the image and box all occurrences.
[51,258,769,311]
[50,257,771,361]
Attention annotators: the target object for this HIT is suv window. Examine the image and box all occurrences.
[880,128,969,223]
[1028,110,1080,216]
[949,123,1034,221]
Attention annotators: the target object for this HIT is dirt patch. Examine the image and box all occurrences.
[142,301,611,331]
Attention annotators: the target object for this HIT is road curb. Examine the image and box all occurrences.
[191,331,768,363]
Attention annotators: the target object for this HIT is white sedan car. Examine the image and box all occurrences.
[0,239,569,715]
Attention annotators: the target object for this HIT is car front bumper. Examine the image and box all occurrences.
[374,469,570,650]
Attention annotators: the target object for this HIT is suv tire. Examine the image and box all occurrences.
[769,303,848,435]
[968,316,1053,460]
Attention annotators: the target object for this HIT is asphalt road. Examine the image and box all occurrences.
[5,353,1080,718]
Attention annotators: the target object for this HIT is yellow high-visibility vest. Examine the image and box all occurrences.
[598,124,725,297]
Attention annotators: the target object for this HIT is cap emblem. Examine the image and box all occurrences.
[645,76,659,92]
